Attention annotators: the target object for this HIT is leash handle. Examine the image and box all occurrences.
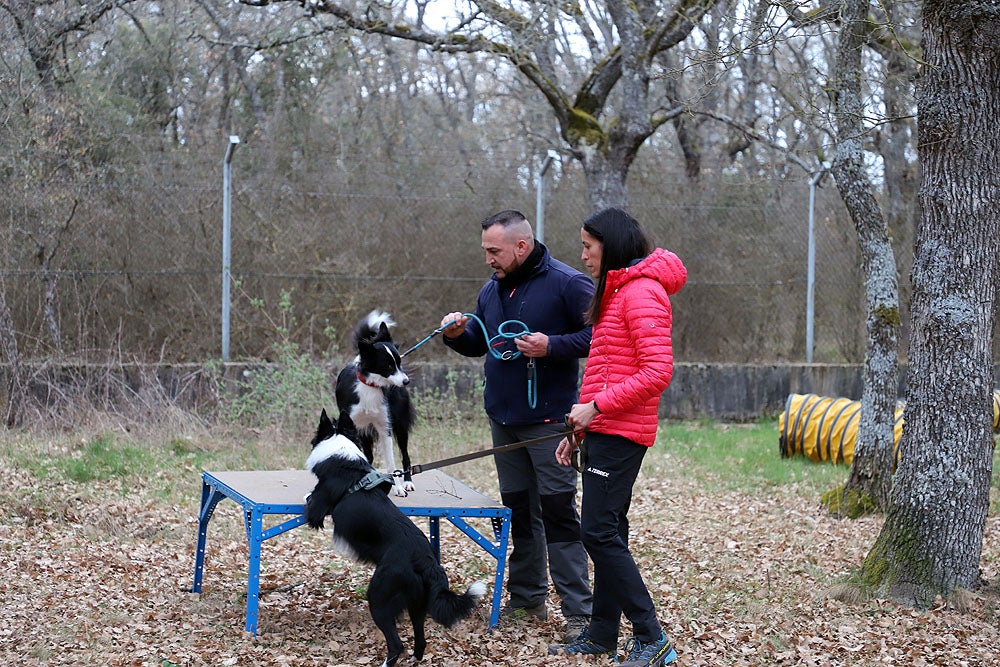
[402,313,538,408]
[564,414,586,472]
[402,313,531,360]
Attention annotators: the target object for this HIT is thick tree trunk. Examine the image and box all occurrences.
[857,1,1000,607]
[830,0,899,510]
[580,152,631,211]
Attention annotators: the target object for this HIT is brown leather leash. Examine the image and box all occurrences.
[400,420,585,476]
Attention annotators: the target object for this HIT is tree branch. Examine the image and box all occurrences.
[694,109,816,173]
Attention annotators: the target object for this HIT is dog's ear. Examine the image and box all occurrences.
[357,336,375,354]
[312,409,336,447]
[375,321,392,343]
[336,411,358,441]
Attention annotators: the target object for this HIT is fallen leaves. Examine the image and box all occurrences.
[2,455,1000,666]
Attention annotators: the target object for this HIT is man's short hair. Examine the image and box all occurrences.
[481,210,534,245]
[481,209,528,231]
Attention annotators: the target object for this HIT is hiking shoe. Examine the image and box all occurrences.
[620,631,677,666]
[563,614,591,643]
[548,628,615,657]
[500,602,548,621]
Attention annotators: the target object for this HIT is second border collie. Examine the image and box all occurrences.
[335,310,416,497]
[305,410,485,667]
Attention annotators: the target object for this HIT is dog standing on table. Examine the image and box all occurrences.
[335,310,416,497]
[305,409,486,667]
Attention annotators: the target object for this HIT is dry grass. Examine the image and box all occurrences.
[2,418,1000,666]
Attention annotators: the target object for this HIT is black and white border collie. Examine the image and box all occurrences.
[305,410,486,667]
[335,310,416,497]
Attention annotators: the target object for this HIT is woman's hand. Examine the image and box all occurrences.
[566,400,600,431]
[555,437,577,466]
[556,399,600,466]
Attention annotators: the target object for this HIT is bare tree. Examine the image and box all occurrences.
[825,0,900,511]
[841,0,1000,607]
[0,0,132,100]
[0,0,132,365]
[237,0,722,211]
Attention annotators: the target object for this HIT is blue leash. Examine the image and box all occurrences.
[401,313,538,409]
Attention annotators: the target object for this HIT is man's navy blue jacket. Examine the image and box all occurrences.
[444,243,594,426]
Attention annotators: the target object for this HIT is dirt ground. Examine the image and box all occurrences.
[3,446,1000,667]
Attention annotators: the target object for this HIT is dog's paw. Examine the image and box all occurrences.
[403,480,416,493]
[303,495,326,529]
[392,482,408,497]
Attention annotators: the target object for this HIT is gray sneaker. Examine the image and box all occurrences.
[548,628,615,657]
[499,602,548,621]
[563,614,591,643]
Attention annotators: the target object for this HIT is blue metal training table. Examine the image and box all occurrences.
[191,468,511,635]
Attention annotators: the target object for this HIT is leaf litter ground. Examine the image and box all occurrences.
[2,435,1000,666]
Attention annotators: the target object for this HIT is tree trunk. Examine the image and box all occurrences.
[35,199,75,355]
[856,0,1000,607]
[830,0,899,510]
[580,151,631,211]
[878,2,920,360]
[0,287,24,427]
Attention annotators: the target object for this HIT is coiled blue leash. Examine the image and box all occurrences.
[401,312,538,409]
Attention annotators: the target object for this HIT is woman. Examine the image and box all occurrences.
[550,207,687,666]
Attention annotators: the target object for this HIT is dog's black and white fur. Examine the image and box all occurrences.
[335,310,416,497]
[305,410,486,667]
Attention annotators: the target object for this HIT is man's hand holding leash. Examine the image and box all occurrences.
[515,332,549,357]
[440,312,469,338]
[441,312,549,357]
[556,400,600,466]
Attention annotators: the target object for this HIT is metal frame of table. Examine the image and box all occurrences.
[190,468,511,635]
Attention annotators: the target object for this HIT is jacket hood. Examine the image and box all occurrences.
[610,247,687,295]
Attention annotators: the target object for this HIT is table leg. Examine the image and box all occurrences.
[489,513,511,631]
[192,481,226,593]
[428,517,441,561]
[245,507,264,635]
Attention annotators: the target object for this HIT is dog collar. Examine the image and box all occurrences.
[347,471,395,495]
[312,470,395,515]
[356,370,382,388]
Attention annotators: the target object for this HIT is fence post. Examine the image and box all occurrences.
[222,135,240,361]
[535,150,558,243]
[806,170,827,363]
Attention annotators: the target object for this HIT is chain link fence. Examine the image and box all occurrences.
[3,145,877,365]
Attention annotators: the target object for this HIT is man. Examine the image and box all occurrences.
[440,209,593,642]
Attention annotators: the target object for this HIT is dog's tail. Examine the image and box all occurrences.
[427,567,487,628]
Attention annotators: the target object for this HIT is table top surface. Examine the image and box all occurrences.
[205,467,503,510]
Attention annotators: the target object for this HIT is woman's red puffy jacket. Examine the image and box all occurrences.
[578,248,687,446]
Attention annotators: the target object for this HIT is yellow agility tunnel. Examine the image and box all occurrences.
[778,390,1000,466]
